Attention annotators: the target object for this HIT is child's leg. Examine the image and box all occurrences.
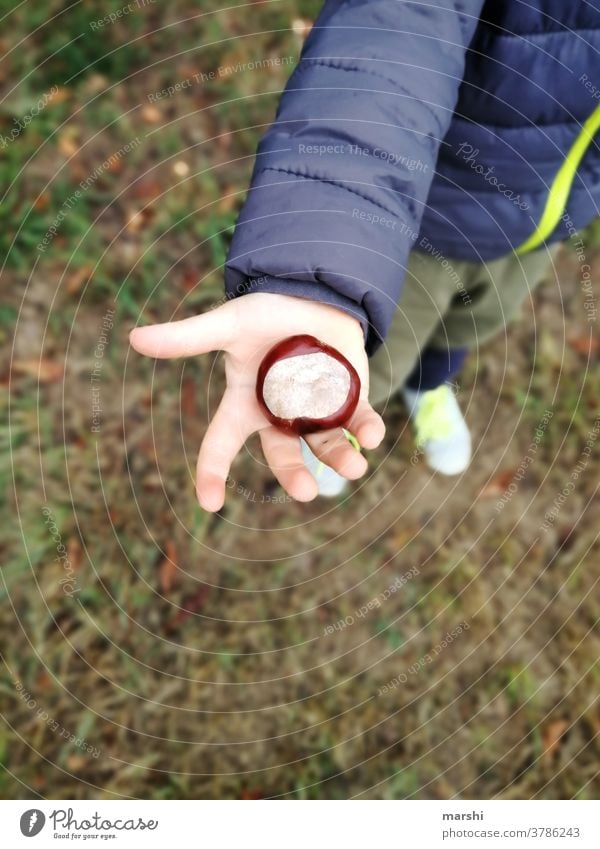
[428,244,561,354]
[368,244,559,476]
[368,250,474,407]
[402,246,559,393]
[404,345,468,391]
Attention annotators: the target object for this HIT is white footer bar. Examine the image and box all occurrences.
[1,799,598,847]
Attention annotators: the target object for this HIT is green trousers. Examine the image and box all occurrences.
[369,244,560,407]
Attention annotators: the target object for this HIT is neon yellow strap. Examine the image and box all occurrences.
[516,104,600,255]
[343,428,361,452]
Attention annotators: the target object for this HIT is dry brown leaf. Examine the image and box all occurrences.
[141,473,163,490]
[13,358,64,383]
[67,537,83,573]
[57,129,79,158]
[35,670,52,693]
[47,86,71,106]
[567,334,599,358]
[173,585,210,627]
[83,74,108,96]
[132,177,163,201]
[33,192,51,212]
[240,788,264,799]
[141,104,161,124]
[181,377,197,419]
[105,156,124,175]
[65,265,93,296]
[178,64,200,79]
[479,469,517,498]
[392,526,419,549]
[159,540,178,594]
[125,206,155,234]
[181,269,198,292]
[65,754,87,771]
[218,130,232,152]
[542,719,568,761]
[218,191,237,214]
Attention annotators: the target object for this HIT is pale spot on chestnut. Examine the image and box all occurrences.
[256,335,361,435]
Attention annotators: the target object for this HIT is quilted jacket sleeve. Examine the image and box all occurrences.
[224,0,485,354]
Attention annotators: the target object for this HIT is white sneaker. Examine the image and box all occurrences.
[402,384,472,475]
[300,439,349,497]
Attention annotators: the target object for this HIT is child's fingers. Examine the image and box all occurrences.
[304,429,368,480]
[259,427,319,503]
[129,302,237,359]
[195,394,254,512]
[346,400,386,449]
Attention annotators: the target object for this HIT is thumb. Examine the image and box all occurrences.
[129,301,238,359]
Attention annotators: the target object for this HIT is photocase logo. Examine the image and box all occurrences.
[20,810,46,837]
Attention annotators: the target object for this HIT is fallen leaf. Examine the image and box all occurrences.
[67,537,83,573]
[83,74,108,96]
[141,473,164,490]
[568,333,599,358]
[141,104,161,124]
[181,377,196,419]
[35,670,52,693]
[13,358,64,383]
[65,265,93,296]
[479,469,517,498]
[68,161,89,182]
[159,540,178,594]
[57,129,79,157]
[33,192,50,212]
[391,525,419,549]
[132,177,163,201]
[105,156,124,175]
[240,788,264,799]
[181,269,198,292]
[65,754,87,771]
[218,190,237,214]
[47,86,72,106]
[174,585,210,625]
[125,206,155,233]
[178,64,200,79]
[47,86,71,106]
[218,130,232,152]
[542,719,568,762]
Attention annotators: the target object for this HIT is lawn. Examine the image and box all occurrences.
[1,0,599,799]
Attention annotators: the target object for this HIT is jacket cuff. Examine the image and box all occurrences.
[233,274,371,350]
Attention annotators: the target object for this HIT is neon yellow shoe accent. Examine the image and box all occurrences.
[343,428,361,452]
[516,104,600,255]
[413,386,455,447]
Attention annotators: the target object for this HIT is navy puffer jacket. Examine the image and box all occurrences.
[225,0,600,353]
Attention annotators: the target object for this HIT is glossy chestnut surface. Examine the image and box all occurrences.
[256,334,361,435]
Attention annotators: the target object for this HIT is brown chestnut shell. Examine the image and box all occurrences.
[256,334,361,435]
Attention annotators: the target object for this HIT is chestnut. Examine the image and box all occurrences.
[256,334,361,435]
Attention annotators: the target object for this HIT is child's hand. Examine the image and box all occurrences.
[129,293,385,511]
